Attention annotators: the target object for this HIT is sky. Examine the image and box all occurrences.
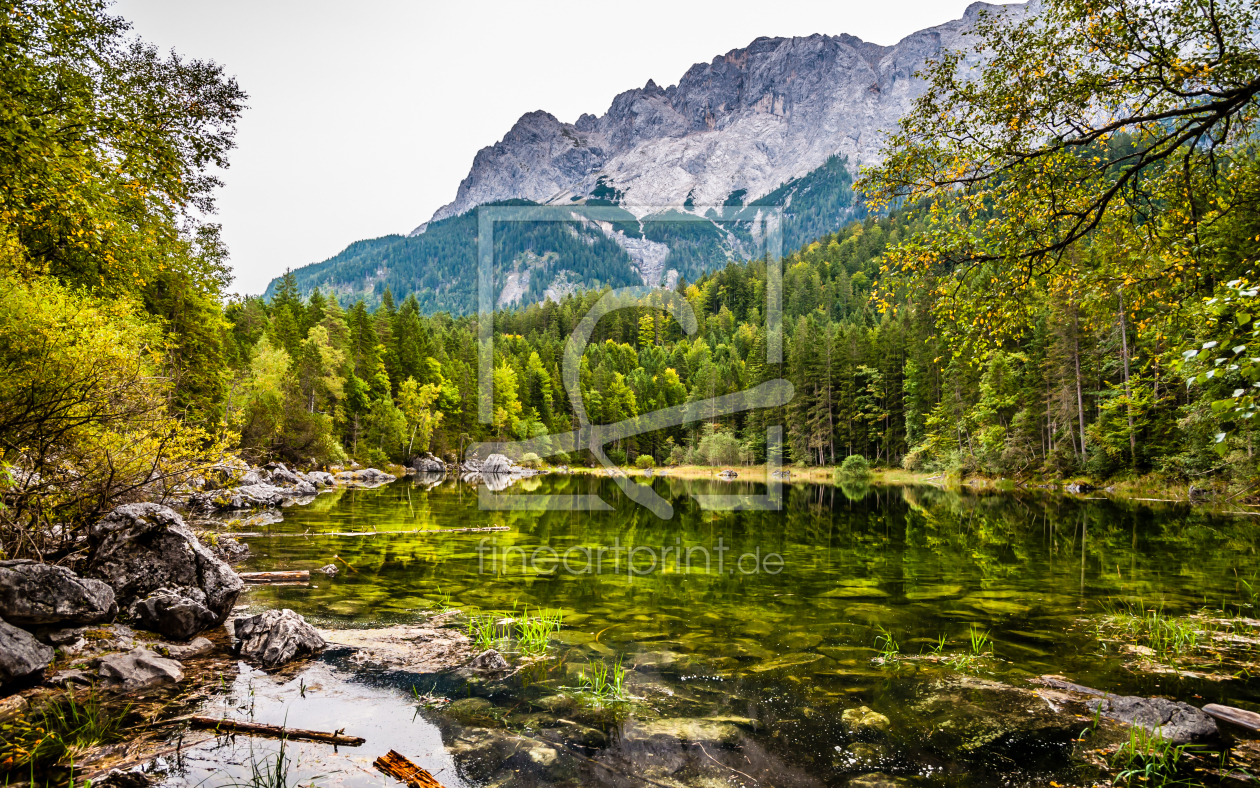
[111,0,979,296]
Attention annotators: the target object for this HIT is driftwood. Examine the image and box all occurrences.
[222,526,510,538]
[1204,704,1260,735]
[373,749,447,788]
[239,570,310,583]
[190,716,365,746]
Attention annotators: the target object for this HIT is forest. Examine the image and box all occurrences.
[3,0,1259,552]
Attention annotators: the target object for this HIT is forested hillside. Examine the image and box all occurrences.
[264,156,861,313]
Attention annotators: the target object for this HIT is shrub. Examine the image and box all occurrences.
[634,454,656,469]
[836,454,873,480]
[521,452,542,468]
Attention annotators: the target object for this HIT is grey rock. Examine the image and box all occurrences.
[481,454,514,474]
[85,504,243,629]
[270,467,302,486]
[48,668,94,687]
[36,625,88,646]
[334,468,396,487]
[624,718,744,746]
[96,646,183,691]
[1065,482,1095,494]
[1189,484,1214,503]
[190,483,286,511]
[307,471,335,488]
[0,560,118,628]
[1087,695,1218,744]
[130,588,218,641]
[316,564,338,577]
[159,636,215,660]
[232,609,326,667]
[718,469,738,479]
[411,453,446,473]
[0,617,54,685]
[467,649,510,672]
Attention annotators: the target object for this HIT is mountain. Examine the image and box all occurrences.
[268,2,1024,311]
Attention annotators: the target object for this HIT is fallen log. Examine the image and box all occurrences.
[1203,703,1260,735]
[373,749,447,788]
[221,526,510,538]
[239,571,310,583]
[190,716,365,746]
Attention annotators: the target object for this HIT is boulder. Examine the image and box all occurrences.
[1065,482,1095,494]
[467,649,510,672]
[190,483,285,511]
[1087,695,1218,744]
[410,453,446,473]
[232,609,326,667]
[84,504,243,632]
[97,646,183,691]
[481,454,514,474]
[159,636,215,660]
[718,469,738,479]
[0,617,54,686]
[0,559,118,628]
[316,564,338,577]
[334,468,396,486]
[270,467,302,486]
[92,769,150,788]
[307,471,335,488]
[130,588,218,641]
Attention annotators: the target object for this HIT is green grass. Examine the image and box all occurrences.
[873,624,900,664]
[464,605,563,656]
[1110,726,1199,787]
[516,608,563,657]
[1096,600,1213,662]
[568,657,631,705]
[0,688,132,776]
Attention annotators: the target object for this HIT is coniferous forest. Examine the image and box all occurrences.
[4,0,1260,551]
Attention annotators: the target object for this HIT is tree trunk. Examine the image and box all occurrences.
[1074,308,1087,457]
[1118,289,1136,467]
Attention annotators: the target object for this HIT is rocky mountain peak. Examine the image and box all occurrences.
[414,3,1028,234]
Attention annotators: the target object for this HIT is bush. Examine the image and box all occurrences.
[836,454,873,480]
[0,273,228,558]
[697,426,744,466]
[521,452,542,468]
[634,454,656,469]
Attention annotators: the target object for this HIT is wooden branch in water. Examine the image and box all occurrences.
[373,749,447,788]
[189,716,365,746]
[221,526,510,538]
[239,570,310,583]
[1204,703,1260,734]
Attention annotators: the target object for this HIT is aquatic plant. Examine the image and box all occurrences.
[1110,726,1197,787]
[1096,600,1213,662]
[573,657,630,704]
[873,624,900,664]
[466,610,513,651]
[516,608,563,657]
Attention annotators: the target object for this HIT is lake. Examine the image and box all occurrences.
[171,475,1260,788]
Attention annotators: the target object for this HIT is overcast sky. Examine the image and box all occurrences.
[111,0,978,296]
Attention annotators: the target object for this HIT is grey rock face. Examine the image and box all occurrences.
[97,646,184,691]
[421,3,1026,229]
[160,636,215,660]
[1088,695,1218,744]
[0,559,118,628]
[0,617,54,685]
[130,588,218,641]
[232,609,326,668]
[85,504,243,630]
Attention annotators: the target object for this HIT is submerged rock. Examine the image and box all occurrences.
[232,608,326,667]
[316,564,338,577]
[842,705,891,733]
[320,621,471,671]
[625,718,745,746]
[0,559,118,628]
[468,649,510,672]
[0,617,54,686]
[85,504,243,633]
[96,646,183,691]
